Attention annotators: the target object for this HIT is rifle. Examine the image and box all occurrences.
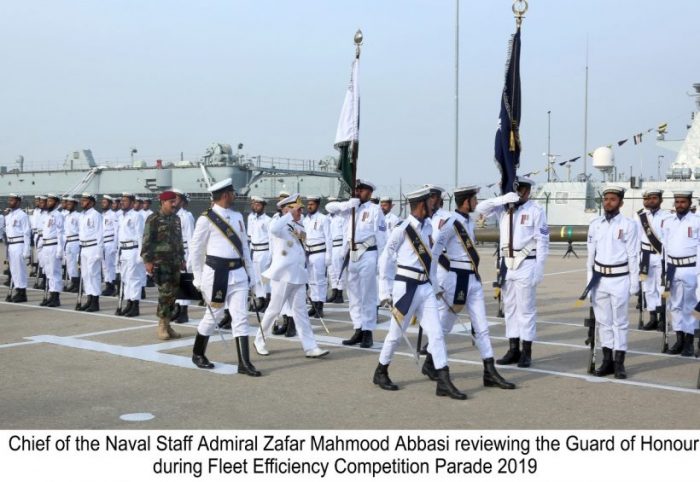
[74,248,83,310]
[584,306,597,374]
[493,242,505,317]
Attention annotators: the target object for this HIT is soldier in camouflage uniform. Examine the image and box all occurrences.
[141,191,185,340]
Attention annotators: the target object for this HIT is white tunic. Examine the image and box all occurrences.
[79,208,103,249]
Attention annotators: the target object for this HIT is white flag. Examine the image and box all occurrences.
[334,57,360,147]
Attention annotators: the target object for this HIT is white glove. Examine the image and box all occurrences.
[533,264,544,285]
[629,276,640,297]
[348,198,361,209]
[501,192,520,205]
[192,277,202,291]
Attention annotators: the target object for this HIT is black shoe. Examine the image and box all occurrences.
[40,293,50,306]
[681,333,695,357]
[217,309,232,330]
[10,288,27,303]
[285,317,297,337]
[342,328,362,346]
[123,300,138,317]
[326,289,337,303]
[315,301,324,318]
[421,353,438,381]
[614,350,627,379]
[667,331,684,355]
[254,297,266,312]
[496,338,521,365]
[307,304,317,317]
[360,330,373,348]
[435,366,467,400]
[101,282,115,297]
[66,277,80,293]
[272,315,288,335]
[85,295,100,312]
[192,334,214,369]
[174,305,189,324]
[483,357,516,389]
[373,363,398,390]
[642,311,658,331]
[46,292,61,308]
[77,295,92,311]
[116,300,132,316]
[235,336,261,377]
[517,341,532,368]
[141,286,146,299]
[333,289,345,304]
[595,347,615,376]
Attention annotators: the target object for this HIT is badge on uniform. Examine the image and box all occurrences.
[520,214,529,224]
[362,212,368,222]
[456,290,466,302]
[689,227,693,238]
[617,229,623,240]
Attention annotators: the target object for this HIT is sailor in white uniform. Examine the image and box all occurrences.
[253,194,330,359]
[39,193,65,307]
[269,190,296,336]
[172,189,196,323]
[76,193,103,312]
[325,179,387,348]
[62,195,81,293]
[661,190,700,357]
[4,194,31,302]
[189,179,259,376]
[376,187,465,399]
[247,196,272,310]
[379,196,402,233]
[100,195,119,296]
[326,197,347,304]
[110,196,124,294]
[635,189,673,330]
[303,195,332,318]
[476,177,549,367]
[29,195,44,282]
[425,185,451,234]
[430,185,515,389]
[33,195,48,289]
[584,186,639,378]
[116,193,145,317]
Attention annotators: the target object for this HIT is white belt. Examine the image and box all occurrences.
[104,234,115,242]
[396,266,428,282]
[120,241,138,248]
[306,243,326,254]
[332,239,344,247]
[449,260,473,271]
[593,261,629,276]
[251,242,269,252]
[66,235,79,241]
[669,255,696,267]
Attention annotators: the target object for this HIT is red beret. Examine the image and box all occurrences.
[159,191,176,201]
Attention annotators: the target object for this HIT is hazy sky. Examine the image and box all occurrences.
[1,0,698,194]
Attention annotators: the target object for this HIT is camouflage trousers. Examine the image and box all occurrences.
[153,262,181,319]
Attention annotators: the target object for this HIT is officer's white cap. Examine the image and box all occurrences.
[46,193,60,200]
[62,195,77,202]
[306,195,321,202]
[516,177,536,189]
[33,195,41,199]
[250,195,266,203]
[601,186,626,198]
[406,187,431,203]
[642,189,663,198]
[380,196,393,203]
[142,197,152,203]
[102,194,113,201]
[8,193,22,199]
[171,188,190,200]
[278,190,290,198]
[208,178,234,193]
[356,179,376,191]
[80,192,96,201]
[673,190,693,199]
[454,185,481,197]
[423,184,445,195]
[37,195,47,200]
[121,192,135,199]
[277,193,302,209]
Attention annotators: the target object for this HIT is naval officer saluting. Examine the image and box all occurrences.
[253,194,330,359]
[189,179,259,376]
[584,186,639,378]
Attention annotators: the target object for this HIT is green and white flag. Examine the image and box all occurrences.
[334,56,360,190]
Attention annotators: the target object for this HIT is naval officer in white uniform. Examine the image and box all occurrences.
[100,195,119,296]
[303,195,332,318]
[5,194,31,302]
[247,195,272,310]
[39,193,64,307]
[326,197,347,304]
[172,189,196,323]
[62,195,81,293]
[76,193,103,312]
[116,193,145,317]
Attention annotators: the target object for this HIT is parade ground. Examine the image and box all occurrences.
[1,245,699,430]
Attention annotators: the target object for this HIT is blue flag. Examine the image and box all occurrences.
[494,28,522,195]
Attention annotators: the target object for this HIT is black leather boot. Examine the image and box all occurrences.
[421,353,438,381]
[518,341,532,368]
[360,330,373,348]
[235,336,261,377]
[174,305,189,324]
[101,282,115,296]
[67,277,80,293]
[642,311,658,331]
[595,347,615,376]
[10,288,27,303]
[123,299,138,317]
[656,307,666,332]
[333,289,344,303]
[373,363,398,390]
[285,317,297,337]
[272,315,288,335]
[217,309,232,329]
[40,292,50,306]
[435,366,467,400]
[342,328,362,346]
[681,333,695,357]
[46,292,61,308]
[307,303,317,317]
[326,289,337,303]
[614,350,627,379]
[667,331,685,355]
[192,333,214,369]
[483,357,516,389]
[141,286,146,299]
[314,301,324,319]
[254,297,266,311]
[496,338,521,365]
[117,300,132,316]
[77,295,92,311]
[85,295,100,312]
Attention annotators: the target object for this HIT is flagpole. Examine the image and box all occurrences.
[351,30,362,252]
[454,0,460,188]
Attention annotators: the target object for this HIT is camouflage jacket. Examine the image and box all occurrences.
[141,212,185,264]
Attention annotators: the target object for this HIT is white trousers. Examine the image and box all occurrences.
[437,268,494,359]
[102,242,117,283]
[592,276,630,351]
[119,248,143,301]
[197,279,249,338]
[80,245,102,296]
[379,282,448,369]
[503,261,537,342]
[252,250,271,298]
[347,250,378,330]
[329,245,346,290]
[307,252,327,302]
[65,241,80,278]
[40,245,63,292]
[8,243,28,289]
[670,266,698,335]
[641,255,663,312]
[256,280,320,352]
